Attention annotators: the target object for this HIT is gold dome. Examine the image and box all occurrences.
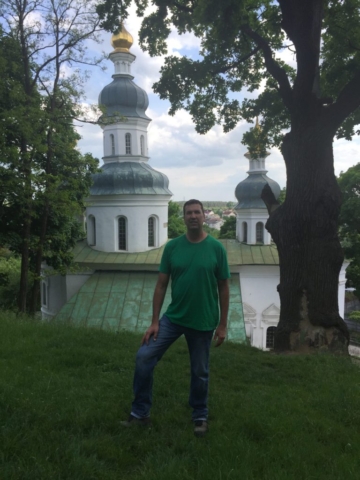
[111,22,133,52]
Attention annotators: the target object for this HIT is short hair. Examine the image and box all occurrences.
[183,199,204,215]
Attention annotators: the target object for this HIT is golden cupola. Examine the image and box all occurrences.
[111,22,133,52]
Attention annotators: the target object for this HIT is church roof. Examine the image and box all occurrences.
[98,75,150,120]
[72,239,279,268]
[90,162,172,196]
[54,271,247,344]
[235,173,281,209]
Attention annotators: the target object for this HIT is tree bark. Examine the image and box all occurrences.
[264,126,349,354]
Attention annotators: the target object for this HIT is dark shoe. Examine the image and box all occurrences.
[120,414,152,427]
[194,420,208,437]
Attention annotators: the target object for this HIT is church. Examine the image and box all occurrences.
[41,25,348,350]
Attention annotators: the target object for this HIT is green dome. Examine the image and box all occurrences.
[90,162,172,196]
[235,174,280,209]
[98,76,150,120]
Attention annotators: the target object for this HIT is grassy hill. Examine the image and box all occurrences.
[1,311,360,479]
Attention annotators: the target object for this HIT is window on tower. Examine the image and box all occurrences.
[148,216,155,247]
[125,133,131,154]
[110,134,115,155]
[88,215,96,246]
[256,222,264,244]
[242,222,248,243]
[140,135,145,156]
[118,217,127,250]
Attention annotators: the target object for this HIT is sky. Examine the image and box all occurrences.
[75,6,360,202]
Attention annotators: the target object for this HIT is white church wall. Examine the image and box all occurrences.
[41,273,67,320]
[235,208,272,245]
[239,265,280,349]
[338,262,349,318]
[86,195,170,253]
[238,261,349,350]
[41,266,93,320]
[102,118,149,161]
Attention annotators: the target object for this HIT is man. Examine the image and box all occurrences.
[122,199,230,436]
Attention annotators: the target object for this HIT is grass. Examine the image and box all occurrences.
[1,311,360,479]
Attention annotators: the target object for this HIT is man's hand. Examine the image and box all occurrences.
[213,324,226,347]
[141,322,159,345]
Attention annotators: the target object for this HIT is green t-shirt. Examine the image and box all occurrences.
[159,234,230,331]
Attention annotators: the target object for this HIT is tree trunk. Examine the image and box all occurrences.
[29,200,49,315]
[18,142,32,314]
[19,217,31,313]
[265,126,349,354]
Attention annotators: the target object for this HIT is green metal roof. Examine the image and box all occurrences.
[235,173,281,209]
[73,239,279,269]
[90,162,172,196]
[55,272,246,344]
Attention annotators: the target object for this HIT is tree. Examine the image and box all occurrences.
[338,163,360,299]
[203,224,220,239]
[168,200,186,238]
[0,0,102,313]
[96,0,360,353]
[219,217,236,240]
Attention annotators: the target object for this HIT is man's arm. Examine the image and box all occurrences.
[141,272,170,345]
[213,278,230,347]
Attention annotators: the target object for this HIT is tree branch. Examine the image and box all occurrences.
[327,70,360,131]
[172,1,194,13]
[240,24,293,111]
[209,46,262,75]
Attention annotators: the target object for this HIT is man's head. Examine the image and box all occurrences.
[183,199,204,216]
[183,199,205,233]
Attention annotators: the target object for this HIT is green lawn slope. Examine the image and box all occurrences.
[1,311,360,480]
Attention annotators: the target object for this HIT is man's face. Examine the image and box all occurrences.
[184,203,205,231]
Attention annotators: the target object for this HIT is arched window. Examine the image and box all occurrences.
[242,222,248,243]
[148,217,155,247]
[266,326,277,349]
[140,135,145,155]
[110,134,115,155]
[88,215,96,246]
[256,222,264,243]
[118,217,127,250]
[125,133,131,154]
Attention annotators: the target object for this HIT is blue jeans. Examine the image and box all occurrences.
[131,315,213,421]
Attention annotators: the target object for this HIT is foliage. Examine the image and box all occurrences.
[202,224,220,239]
[167,200,186,238]
[0,0,102,312]
[0,255,31,310]
[349,311,360,322]
[219,216,236,239]
[1,315,360,478]
[278,187,286,204]
[338,163,360,298]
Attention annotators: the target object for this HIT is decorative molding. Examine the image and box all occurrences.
[243,302,257,325]
[261,303,280,324]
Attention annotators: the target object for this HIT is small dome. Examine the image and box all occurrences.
[98,76,150,120]
[111,23,133,52]
[235,174,280,209]
[90,162,172,196]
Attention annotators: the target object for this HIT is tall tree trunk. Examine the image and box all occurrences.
[18,142,32,313]
[19,216,31,313]
[265,126,349,354]
[29,199,49,315]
